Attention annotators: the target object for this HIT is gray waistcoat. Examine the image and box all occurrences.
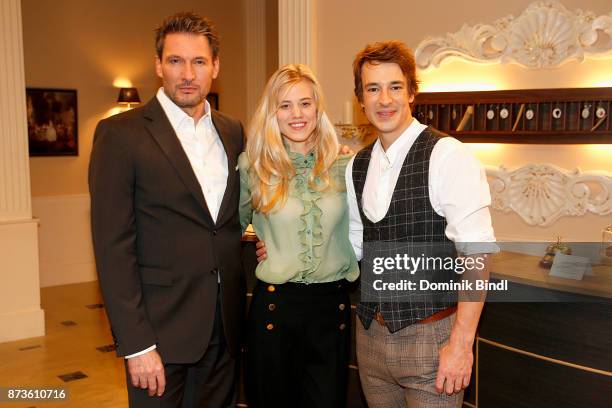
[353,127,457,333]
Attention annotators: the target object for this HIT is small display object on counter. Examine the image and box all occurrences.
[539,238,572,269]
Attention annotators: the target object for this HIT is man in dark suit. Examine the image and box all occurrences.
[89,12,244,407]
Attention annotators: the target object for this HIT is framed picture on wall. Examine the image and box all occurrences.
[207,92,219,111]
[26,88,78,156]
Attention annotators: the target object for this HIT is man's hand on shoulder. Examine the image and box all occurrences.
[339,144,354,155]
[255,240,267,263]
[126,349,166,397]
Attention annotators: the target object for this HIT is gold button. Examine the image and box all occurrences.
[339,323,346,330]
[266,323,274,330]
[268,303,276,311]
[267,285,275,293]
[338,304,346,311]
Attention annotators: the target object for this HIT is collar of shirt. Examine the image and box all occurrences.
[372,118,427,169]
[156,87,213,136]
[282,138,316,170]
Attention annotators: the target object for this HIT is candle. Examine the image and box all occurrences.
[343,101,353,124]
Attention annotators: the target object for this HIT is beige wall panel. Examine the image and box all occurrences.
[32,195,96,287]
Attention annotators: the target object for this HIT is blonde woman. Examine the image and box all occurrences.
[238,64,359,407]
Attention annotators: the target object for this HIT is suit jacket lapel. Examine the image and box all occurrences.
[143,98,215,226]
[212,111,237,227]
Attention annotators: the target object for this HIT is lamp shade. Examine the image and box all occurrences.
[117,87,141,104]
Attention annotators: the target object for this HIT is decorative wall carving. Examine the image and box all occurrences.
[415,1,612,69]
[486,164,612,226]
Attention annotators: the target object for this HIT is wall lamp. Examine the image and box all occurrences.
[117,87,141,109]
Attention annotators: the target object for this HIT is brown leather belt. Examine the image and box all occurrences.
[374,306,457,327]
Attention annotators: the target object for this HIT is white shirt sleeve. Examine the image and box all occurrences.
[429,138,499,255]
[125,344,157,359]
[346,155,364,261]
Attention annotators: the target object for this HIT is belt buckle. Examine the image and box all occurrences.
[374,312,386,327]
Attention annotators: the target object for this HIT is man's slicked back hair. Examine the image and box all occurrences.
[155,11,220,59]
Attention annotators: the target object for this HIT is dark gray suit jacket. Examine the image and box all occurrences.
[89,97,245,364]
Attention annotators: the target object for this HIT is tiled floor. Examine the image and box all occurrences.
[0,282,127,407]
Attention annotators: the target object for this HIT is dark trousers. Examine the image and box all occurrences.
[245,279,351,408]
[126,298,237,408]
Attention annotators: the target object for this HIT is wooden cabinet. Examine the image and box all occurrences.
[465,252,612,407]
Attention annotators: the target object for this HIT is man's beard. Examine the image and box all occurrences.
[169,84,206,108]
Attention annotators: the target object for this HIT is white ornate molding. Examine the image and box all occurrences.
[486,164,612,226]
[415,1,612,69]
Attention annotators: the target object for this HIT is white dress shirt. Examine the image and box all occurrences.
[346,118,498,260]
[157,87,228,222]
[126,89,228,359]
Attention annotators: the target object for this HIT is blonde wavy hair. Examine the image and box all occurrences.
[246,64,339,214]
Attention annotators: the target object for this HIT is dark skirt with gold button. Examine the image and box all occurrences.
[245,279,351,408]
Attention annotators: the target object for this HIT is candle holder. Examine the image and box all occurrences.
[241,224,258,243]
[601,226,612,266]
[334,123,374,140]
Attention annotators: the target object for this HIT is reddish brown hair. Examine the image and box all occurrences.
[353,40,419,103]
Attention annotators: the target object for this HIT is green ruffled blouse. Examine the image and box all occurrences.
[238,148,359,284]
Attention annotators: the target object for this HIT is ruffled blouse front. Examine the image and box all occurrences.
[238,148,359,284]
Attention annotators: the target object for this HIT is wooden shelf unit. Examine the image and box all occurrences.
[413,87,612,144]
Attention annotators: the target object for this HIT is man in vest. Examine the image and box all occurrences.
[346,40,498,407]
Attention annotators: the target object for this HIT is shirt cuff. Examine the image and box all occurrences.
[124,344,157,359]
[455,241,500,256]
